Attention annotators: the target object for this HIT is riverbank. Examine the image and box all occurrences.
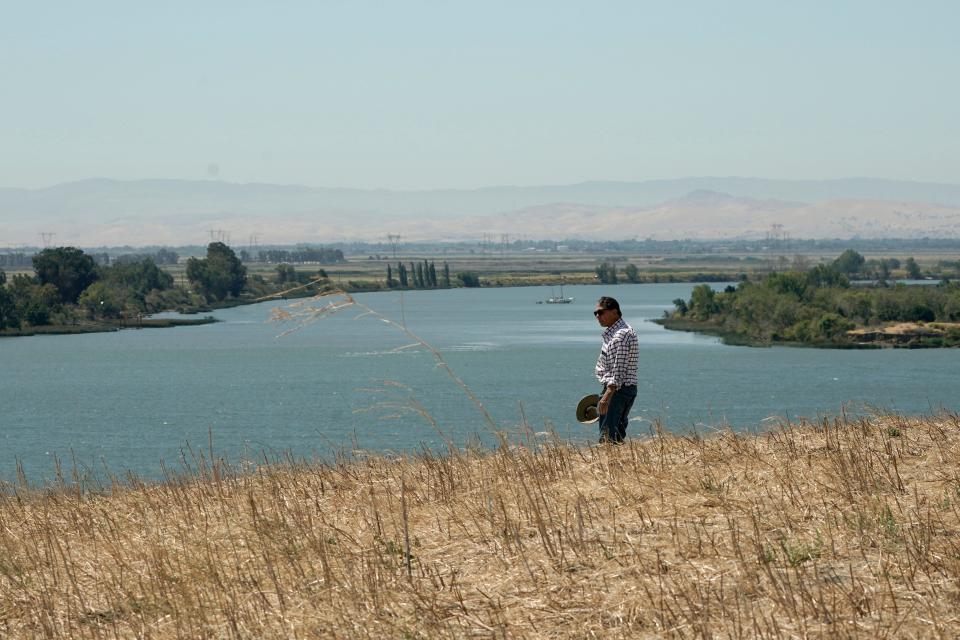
[3,412,959,637]
[656,317,960,348]
[0,316,217,338]
[0,269,735,339]
[846,321,960,347]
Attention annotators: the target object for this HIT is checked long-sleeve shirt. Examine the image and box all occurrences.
[595,317,638,388]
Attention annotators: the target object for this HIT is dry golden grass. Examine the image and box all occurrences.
[848,322,960,337]
[3,413,960,638]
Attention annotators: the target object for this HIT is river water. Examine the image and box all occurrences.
[2,283,957,484]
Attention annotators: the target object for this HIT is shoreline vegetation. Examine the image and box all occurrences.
[658,316,960,349]
[3,245,959,345]
[0,242,778,339]
[659,250,960,348]
[0,316,217,337]
[3,411,960,637]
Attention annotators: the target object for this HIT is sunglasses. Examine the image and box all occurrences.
[593,309,607,317]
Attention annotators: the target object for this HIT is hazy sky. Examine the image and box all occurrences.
[2,1,958,190]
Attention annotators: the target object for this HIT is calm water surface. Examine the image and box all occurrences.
[2,283,957,483]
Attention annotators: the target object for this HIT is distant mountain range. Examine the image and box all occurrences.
[2,177,960,247]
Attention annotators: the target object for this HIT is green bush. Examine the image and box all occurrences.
[456,272,481,288]
[665,256,960,345]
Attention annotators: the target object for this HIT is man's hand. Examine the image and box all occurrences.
[598,386,616,415]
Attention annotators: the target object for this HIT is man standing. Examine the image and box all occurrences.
[594,296,638,443]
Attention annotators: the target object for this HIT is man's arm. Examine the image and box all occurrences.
[598,335,624,414]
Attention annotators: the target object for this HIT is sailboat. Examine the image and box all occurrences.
[543,280,574,304]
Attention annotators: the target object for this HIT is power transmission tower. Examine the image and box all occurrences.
[770,224,784,244]
[766,224,787,272]
[39,232,55,247]
[387,234,402,259]
[481,233,494,254]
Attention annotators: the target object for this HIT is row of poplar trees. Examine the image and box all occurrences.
[386,260,451,289]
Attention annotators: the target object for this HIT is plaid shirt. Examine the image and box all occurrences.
[595,317,638,388]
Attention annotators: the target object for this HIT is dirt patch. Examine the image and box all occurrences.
[847,321,960,345]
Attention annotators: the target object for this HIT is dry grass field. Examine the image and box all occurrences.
[3,412,960,638]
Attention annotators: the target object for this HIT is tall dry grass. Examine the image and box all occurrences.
[3,412,960,638]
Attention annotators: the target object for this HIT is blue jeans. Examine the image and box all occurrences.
[599,385,637,443]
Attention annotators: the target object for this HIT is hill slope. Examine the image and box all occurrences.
[2,412,959,637]
[3,177,960,245]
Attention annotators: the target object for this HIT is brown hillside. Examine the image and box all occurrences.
[2,413,960,637]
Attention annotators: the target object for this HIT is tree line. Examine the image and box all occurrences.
[595,262,643,284]
[596,251,934,285]
[664,250,960,346]
[385,261,481,289]
[2,243,484,334]
[0,249,180,269]
[0,246,190,330]
[0,243,335,333]
[247,248,345,264]
[0,253,34,268]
